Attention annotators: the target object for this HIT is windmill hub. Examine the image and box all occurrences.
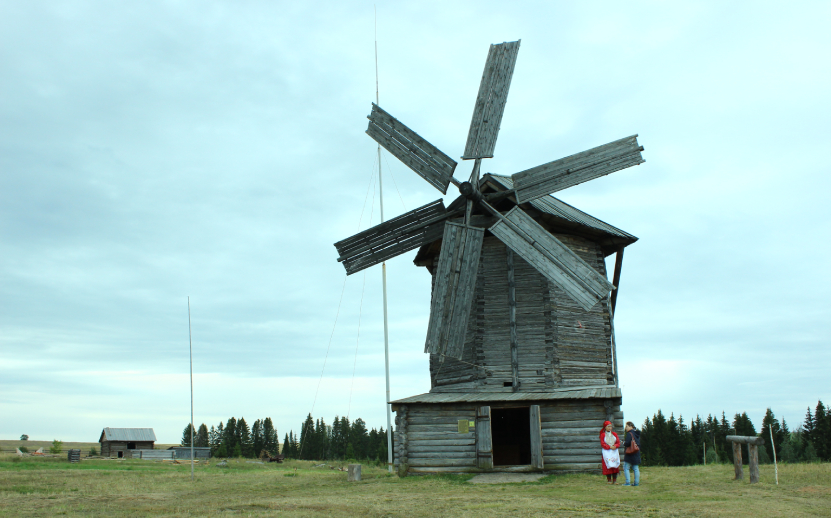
[459,181,483,203]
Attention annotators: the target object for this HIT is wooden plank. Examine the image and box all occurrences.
[530,405,543,469]
[335,200,450,275]
[476,406,493,470]
[424,223,484,359]
[367,103,457,193]
[610,247,624,314]
[463,40,520,159]
[507,248,519,390]
[512,135,645,203]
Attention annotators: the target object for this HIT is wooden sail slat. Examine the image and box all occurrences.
[489,207,614,311]
[424,222,484,359]
[512,135,644,203]
[463,40,520,160]
[367,104,456,194]
[334,200,450,275]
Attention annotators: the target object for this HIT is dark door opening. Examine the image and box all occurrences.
[117,451,123,458]
[491,407,531,466]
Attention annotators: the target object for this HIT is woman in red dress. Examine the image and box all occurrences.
[600,420,620,484]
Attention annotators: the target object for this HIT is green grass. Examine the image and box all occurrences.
[1,454,829,517]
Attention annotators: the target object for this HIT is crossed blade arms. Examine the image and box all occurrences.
[336,40,644,359]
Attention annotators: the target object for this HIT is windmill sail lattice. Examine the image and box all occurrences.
[335,40,644,360]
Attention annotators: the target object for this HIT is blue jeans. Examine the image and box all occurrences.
[623,462,640,485]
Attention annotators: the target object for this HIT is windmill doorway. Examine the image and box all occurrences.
[492,407,532,466]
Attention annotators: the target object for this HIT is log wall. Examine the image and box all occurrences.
[394,399,623,475]
[428,233,613,392]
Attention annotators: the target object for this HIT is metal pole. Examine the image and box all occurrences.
[375,6,393,474]
[188,297,194,481]
[769,424,779,485]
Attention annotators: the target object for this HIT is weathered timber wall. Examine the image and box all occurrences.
[101,441,154,457]
[428,233,613,393]
[395,399,623,475]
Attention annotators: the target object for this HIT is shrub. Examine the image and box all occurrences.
[19,446,29,453]
[89,447,98,456]
[49,439,63,454]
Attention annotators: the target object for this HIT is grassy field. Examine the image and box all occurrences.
[1,453,829,517]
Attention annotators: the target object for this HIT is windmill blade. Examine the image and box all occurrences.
[334,200,451,275]
[425,222,485,360]
[366,103,457,194]
[489,207,614,311]
[462,40,521,160]
[512,135,645,204]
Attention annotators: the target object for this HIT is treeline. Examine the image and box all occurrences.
[639,400,830,466]
[181,417,279,458]
[281,414,390,463]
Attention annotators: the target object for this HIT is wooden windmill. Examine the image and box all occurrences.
[335,40,644,475]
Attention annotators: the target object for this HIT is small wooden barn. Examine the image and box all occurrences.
[99,427,156,458]
[390,174,630,475]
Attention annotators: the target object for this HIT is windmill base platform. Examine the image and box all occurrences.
[390,386,623,475]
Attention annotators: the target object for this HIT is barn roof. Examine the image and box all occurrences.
[99,428,156,442]
[482,174,637,255]
[390,386,621,406]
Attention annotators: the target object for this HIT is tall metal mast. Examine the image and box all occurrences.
[375,8,394,474]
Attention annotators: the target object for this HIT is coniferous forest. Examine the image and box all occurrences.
[181,415,390,462]
[638,400,830,466]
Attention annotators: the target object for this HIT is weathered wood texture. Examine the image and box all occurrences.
[490,207,614,311]
[748,444,760,484]
[335,200,449,275]
[726,436,765,445]
[732,441,743,480]
[428,233,613,391]
[512,135,644,204]
[366,103,457,194]
[425,223,484,360]
[392,399,621,475]
[530,405,543,469]
[476,406,493,469]
[463,40,521,159]
[100,441,154,458]
[348,464,362,482]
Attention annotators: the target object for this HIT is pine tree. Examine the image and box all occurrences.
[760,408,785,462]
[252,419,263,458]
[283,433,292,458]
[299,414,315,460]
[181,423,194,447]
[814,401,829,461]
[224,418,238,455]
[238,418,253,458]
[196,423,209,448]
[263,418,278,456]
[802,407,815,448]
[212,423,224,456]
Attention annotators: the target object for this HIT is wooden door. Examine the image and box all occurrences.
[476,406,493,470]
[530,405,544,469]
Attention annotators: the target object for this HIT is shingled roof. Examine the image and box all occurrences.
[99,427,156,442]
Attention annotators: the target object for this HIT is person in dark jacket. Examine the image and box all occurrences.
[623,421,641,486]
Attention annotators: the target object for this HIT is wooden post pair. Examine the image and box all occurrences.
[726,435,765,484]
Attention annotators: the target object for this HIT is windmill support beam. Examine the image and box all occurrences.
[506,249,520,391]
[610,247,624,314]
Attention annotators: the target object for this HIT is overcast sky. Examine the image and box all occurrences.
[2,1,829,443]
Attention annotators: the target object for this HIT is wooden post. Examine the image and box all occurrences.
[748,445,760,484]
[610,247,624,314]
[529,405,543,469]
[348,464,362,482]
[732,442,743,480]
[769,424,779,485]
[726,435,765,483]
